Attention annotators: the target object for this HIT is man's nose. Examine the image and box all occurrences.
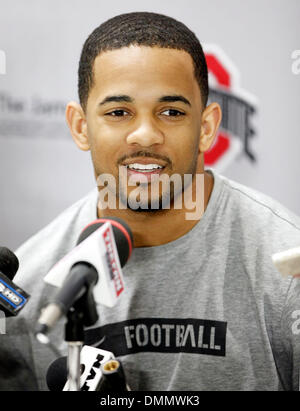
[126,118,164,147]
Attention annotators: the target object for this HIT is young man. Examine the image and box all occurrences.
[2,12,300,391]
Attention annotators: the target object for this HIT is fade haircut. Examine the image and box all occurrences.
[78,12,208,111]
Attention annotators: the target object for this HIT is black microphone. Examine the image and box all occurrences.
[46,346,129,391]
[98,359,131,392]
[36,217,133,338]
[0,247,30,317]
[46,356,68,391]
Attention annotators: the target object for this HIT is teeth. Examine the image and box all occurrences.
[127,163,163,171]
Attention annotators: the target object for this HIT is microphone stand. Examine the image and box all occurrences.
[65,308,84,391]
[64,283,99,391]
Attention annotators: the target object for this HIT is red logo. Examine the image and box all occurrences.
[203,45,257,171]
[103,227,124,297]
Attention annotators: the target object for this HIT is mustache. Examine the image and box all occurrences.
[118,151,172,168]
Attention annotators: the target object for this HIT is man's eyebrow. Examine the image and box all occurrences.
[98,94,191,107]
[99,95,134,105]
[158,95,191,107]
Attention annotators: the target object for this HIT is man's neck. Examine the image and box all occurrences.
[97,170,214,248]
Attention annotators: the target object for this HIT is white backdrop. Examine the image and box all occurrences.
[0,0,299,250]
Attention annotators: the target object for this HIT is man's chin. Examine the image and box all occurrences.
[117,191,172,212]
[126,199,170,213]
[129,206,162,213]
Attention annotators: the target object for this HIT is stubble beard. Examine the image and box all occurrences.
[118,154,199,213]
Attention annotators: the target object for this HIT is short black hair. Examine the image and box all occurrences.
[78,12,208,111]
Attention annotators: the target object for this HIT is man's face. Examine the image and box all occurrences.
[85,45,203,211]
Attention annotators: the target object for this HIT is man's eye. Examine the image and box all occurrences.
[105,110,129,117]
[161,109,185,117]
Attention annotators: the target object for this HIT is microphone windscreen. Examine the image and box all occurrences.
[77,217,133,267]
[0,247,19,279]
[46,356,68,391]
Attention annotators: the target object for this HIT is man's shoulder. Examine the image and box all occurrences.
[220,173,300,228]
[215,172,300,251]
[14,188,98,286]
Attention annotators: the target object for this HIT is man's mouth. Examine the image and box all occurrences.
[127,163,164,172]
[121,160,167,183]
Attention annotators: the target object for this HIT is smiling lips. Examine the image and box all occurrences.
[121,158,167,183]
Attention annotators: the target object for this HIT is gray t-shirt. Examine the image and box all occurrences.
[2,169,300,391]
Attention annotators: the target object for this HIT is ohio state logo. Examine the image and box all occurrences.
[203,45,257,171]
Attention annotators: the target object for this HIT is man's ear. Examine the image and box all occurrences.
[65,101,90,151]
[199,102,222,153]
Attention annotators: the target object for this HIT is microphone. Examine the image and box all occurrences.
[46,346,116,391]
[98,358,131,392]
[46,356,68,391]
[0,246,30,316]
[36,217,133,338]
